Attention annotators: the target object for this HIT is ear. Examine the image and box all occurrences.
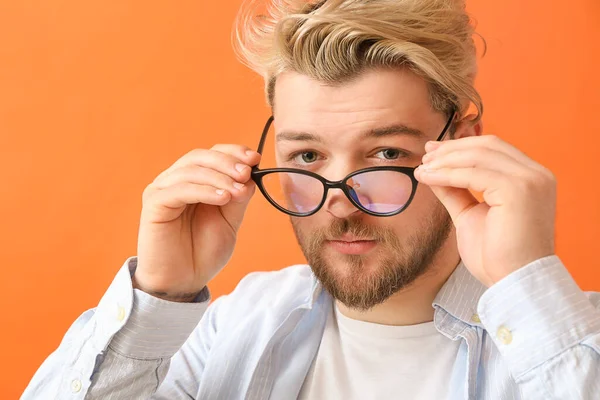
[454,113,483,139]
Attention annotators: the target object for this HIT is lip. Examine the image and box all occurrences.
[326,239,377,255]
[336,234,372,242]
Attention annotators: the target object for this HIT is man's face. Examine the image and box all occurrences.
[272,68,454,311]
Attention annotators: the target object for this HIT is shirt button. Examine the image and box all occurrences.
[71,379,82,393]
[496,325,513,345]
[117,305,126,322]
[471,314,481,323]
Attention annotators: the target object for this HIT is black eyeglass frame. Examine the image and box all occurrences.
[251,110,457,217]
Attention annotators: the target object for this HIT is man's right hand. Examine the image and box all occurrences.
[134,144,261,302]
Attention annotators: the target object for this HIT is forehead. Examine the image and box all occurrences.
[272,68,444,139]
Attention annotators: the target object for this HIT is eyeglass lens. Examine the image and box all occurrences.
[261,170,413,215]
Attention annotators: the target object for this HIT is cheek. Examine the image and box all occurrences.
[410,184,439,211]
[290,215,320,238]
[386,185,439,231]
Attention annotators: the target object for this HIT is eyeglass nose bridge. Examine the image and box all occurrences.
[322,178,346,189]
[320,177,362,210]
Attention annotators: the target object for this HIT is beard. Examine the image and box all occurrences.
[291,203,453,311]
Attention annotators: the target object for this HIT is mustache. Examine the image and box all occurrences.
[319,218,387,242]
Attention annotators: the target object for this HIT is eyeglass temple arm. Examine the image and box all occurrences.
[435,109,458,142]
[255,116,274,155]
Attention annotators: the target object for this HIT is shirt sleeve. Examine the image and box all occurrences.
[22,256,210,399]
[477,255,600,400]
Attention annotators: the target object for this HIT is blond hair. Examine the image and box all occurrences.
[234,0,484,121]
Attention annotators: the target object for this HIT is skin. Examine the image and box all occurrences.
[134,66,556,329]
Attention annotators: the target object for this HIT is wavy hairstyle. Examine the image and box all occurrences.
[234,0,484,120]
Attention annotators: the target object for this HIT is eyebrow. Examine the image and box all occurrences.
[276,123,424,143]
[276,131,324,143]
[366,124,424,139]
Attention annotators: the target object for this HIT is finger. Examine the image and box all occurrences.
[428,185,481,226]
[189,145,260,230]
[219,182,256,231]
[415,166,509,206]
[426,184,500,287]
[211,143,261,165]
[425,135,543,171]
[153,165,248,199]
[144,182,232,222]
[422,147,530,176]
[160,148,256,181]
[157,147,260,185]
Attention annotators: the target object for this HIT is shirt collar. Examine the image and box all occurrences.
[432,260,488,327]
[306,259,487,327]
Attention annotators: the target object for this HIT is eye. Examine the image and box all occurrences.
[374,148,407,160]
[290,151,320,165]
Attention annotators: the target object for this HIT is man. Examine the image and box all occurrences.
[24,0,600,399]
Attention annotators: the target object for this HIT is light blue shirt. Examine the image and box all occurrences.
[23,255,600,399]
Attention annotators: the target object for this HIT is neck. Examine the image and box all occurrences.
[336,231,461,326]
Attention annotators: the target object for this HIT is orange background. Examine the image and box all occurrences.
[1,1,599,398]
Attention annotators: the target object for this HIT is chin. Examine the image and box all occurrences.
[309,244,425,310]
[318,248,391,285]
[322,246,374,273]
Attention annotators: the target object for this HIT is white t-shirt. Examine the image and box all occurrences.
[298,302,461,400]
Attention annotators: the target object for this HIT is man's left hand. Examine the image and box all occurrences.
[414,135,557,287]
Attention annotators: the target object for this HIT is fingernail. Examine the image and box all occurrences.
[216,189,225,195]
[421,166,437,174]
[246,150,257,156]
[416,164,435,174]
[425,141,442,152]
[235,163,247,173]
[233,182,245,190]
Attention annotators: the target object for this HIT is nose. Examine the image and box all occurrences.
[323,187,361,219]
[320,165,363,219]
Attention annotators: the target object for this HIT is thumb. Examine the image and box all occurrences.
[429,185,479,225]
[219,180,257,232]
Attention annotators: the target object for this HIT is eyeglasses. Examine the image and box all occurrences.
[251,110,456,217]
